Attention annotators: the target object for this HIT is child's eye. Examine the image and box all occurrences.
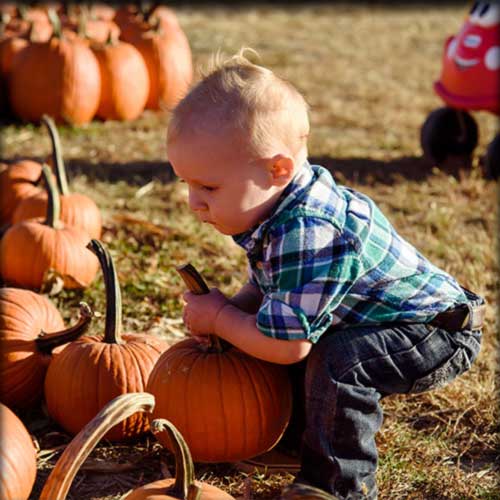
[202,185,217,192]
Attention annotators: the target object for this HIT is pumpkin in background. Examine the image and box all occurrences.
[120,9,192,111]
[9,9,100,124]
[44,239,171,441]
[60,8,121,45]
[124,418,234,500]
[0,164,99,290]
[146,264,293,463]
[0,288,93,409]
[91,33,149,121]
[12,115,103,239]
[0,159,42,225]
[40,393,155,500]
[115,3,180,42]
[0,402,37,500]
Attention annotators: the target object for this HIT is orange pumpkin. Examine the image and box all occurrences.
[9,10,100,124]
[0,159,42,225]
[115,3,180,42]
[40,393,156,500]
[0,164,99,290]
[91,34,149,121]
[146,264,293,463]
[120,14,192,111]
[0,289,92,409]
[124,419,234,500]
[43,239,171,441]
[12,115,102,239]
[0,403,37,500]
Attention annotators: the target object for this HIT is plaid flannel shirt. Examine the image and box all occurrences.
[232,162,468,343]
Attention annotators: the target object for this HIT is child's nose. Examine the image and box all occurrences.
[188,189,207,212]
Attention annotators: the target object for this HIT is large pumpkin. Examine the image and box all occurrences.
[0,402,37,500]
[121,16,192,111]
[0,159,42,225]
[44,239,171,441]
[12,115,102,239]
[146,264,293,463]
[9,10,100,124]
[124,419,234,500]
[0,164,99,290]
[91,34,149,121]
[0,288,92,409]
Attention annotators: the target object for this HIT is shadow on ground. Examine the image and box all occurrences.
[2,153,478,186]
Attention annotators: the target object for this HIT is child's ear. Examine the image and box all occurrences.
[269,155,295,186]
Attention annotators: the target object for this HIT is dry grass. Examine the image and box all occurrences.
[1,3,499,500]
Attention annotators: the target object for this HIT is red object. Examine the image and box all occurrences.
[434,2,500,115]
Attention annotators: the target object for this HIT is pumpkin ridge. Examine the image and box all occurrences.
[217,351,240,460]
[248,357,273,450]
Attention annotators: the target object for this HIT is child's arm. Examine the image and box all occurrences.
[183,289,312,365]
[215,302,312,365]
[228,281,263,314]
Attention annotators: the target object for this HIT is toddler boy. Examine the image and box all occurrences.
[167,51,485,499]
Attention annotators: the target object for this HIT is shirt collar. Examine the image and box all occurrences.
[233,160,314,253]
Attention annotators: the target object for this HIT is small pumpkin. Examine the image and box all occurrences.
[0,159,42,225]
[124,418,234,500]
[0,289,92,409]
[43,239,171,441]
[146,264,293,463]
[91,33,149,121]
[0,164,99,290]
[13,115,103,239]
[9,9,100,124]
[0,402,37,500]
[39,392,156,500]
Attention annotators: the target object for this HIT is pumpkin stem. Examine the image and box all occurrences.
[35,302,93,354]
[47,8,61,38]
[39,393,155,500]
[87,239,123,344]
[175,263,229,353]
[42,163,60,228]
[41,114,70,195]
[151,418,201,499]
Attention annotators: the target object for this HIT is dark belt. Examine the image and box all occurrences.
[430,302,486,331]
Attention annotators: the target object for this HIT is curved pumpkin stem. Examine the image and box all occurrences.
[35,302,93,354]
[39,392,155,500]
[176,263,229,353]
[150,419,202,500]
[41,163,60,228]
[87,239,123,344]
[41,114,70,196]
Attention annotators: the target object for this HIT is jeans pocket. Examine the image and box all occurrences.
[410,347,471,393]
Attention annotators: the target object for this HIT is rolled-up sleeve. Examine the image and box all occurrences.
[256,216,361,343]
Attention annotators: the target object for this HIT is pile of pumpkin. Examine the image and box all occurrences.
[0,117,296,499]
[0,1,193,124]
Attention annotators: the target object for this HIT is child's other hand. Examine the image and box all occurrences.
[182,288,229,337]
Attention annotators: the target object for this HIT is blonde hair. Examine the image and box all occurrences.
[167,48,310,162]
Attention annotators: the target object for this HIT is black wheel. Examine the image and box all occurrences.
[484,133,500,180]
[420,107,479,164]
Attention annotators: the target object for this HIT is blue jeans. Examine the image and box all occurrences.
[289,298,483,499]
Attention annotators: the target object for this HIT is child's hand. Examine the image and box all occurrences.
[182,288,230,338]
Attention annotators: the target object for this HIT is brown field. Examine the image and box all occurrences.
[1,3,499,499]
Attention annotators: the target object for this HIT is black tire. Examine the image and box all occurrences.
[484,133,500,180]
[420,107,479,165]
